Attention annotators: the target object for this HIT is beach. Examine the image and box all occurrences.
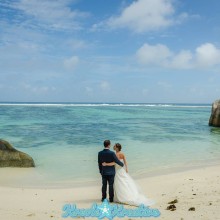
[1,164,220,220]
[1,104,220,219]
[1,0,220,218]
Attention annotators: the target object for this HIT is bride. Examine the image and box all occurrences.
[102,143,154,207]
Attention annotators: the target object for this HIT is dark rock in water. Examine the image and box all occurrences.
[209,100,220,127]
[0,139,35,167]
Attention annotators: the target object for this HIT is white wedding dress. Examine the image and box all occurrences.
[114,160,154,207]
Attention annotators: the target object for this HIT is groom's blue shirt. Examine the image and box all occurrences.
[98,149,124,176]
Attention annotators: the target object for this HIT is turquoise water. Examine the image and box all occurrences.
[1,103,220,187]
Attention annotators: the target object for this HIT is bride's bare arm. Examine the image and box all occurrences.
[122,154,128,173]
[102,162,116,166]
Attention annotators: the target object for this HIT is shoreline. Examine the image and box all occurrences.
[0,164,220,219]
[1,159,220,189]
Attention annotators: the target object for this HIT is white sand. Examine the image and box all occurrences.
[0,165,220,220]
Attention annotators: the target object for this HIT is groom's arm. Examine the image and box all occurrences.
[113,153,124,167]
[98,152,102,174]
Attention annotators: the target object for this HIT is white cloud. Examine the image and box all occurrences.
[136,42,220,69]
[63,56,79,70]
[136,43,172,65]
[195,43,220,67]
[100,81,110,91]
[18,41,40,51]
[169,50,193,69]
[157,81,172,88]
[85,86,93,93]
[107,0,186,33]
[4,0,88,31]
[21,83,56,94]
[66,39,87,50]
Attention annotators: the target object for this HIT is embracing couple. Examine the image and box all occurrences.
[98,140,154,206]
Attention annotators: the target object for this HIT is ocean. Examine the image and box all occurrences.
[1,103,220,187]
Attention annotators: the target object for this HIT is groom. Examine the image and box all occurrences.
[98,140,124,202]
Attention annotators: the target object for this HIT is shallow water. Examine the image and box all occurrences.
[0,103,220,187]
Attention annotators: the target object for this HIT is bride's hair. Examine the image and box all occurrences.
[115,143,122,151]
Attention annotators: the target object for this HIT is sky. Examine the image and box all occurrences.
[0,0,220,103]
